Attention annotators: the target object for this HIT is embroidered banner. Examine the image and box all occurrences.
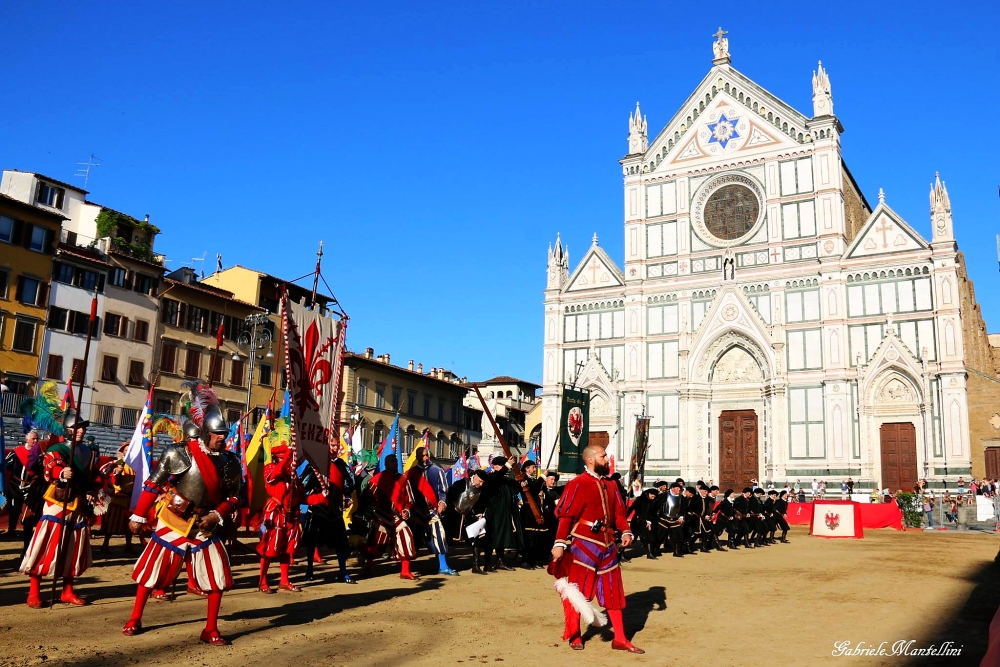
[281,291,343,474]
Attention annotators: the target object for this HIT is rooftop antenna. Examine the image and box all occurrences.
[75,154,101,188]
[191,252,207,280]
[216,253,223,273]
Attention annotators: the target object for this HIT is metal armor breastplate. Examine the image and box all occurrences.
[172,449,239,510]
[665,493,682,518]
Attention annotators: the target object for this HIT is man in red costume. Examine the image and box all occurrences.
[550,445,644,654]
[19,410,104,608]
[256,443,303,593]
[392,446,440,579]
[122,383,242,646]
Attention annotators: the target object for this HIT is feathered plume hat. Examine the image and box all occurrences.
[18,380,65,437]
[180,380,228,438]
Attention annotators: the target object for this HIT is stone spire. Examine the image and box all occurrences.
[712,27,731,65]
[627,102,647,155]
[930,172,954,243]
[547,233,570,290]
[812,61,834,117]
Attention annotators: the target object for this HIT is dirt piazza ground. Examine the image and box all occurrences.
[0,528,997,667]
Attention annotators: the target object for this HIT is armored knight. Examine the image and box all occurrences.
[122,382,242,646]
[20,408,104,608]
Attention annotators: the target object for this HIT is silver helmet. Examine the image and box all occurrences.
[200,405,230,442]
[62,408,90,431]
[182,418,200,441]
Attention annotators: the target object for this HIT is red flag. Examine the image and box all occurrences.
[215,323,224,348]
[89,295,98,321]
[59,383,75,411]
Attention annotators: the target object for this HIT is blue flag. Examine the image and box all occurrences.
[375,414,400,474]
[279,388,290,419]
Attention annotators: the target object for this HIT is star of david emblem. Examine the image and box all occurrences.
[707,113,740,149]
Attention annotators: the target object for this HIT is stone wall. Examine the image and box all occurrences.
[841,167,869,244]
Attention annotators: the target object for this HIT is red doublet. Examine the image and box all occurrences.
[554,472,631,610]
[256,450,303,559]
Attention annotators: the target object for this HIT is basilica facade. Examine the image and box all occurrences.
[540,32,1000,491]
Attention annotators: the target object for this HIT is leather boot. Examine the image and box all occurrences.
[743,534,753,549]
[700,537,711,553]
[728,535,739,550]
[780,530,789,544]
[472,547,486,575]
[645,543,658,560]
[713,536,727,552]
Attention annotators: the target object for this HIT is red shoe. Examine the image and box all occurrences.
[569,637,584,651]
[399,572,419,581]
[60,591,87,606]
[611,640,644,654]
[122,620,142,636]
[186,586,209,598]
[199,629,230,646]
[258,585,275,594]
[152,590,174,602]
[278,583,302,592]
[26,596,43,609]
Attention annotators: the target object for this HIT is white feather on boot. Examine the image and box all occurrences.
[554,577,607,627]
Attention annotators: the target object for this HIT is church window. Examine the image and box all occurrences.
[789,387,825,458]
[597,346,625,379]
[781,201,816,239]
[646,394,679,460]
[786,289,820,323]
[703,185,759,241]
[646,220,677,256]
[691,299,712,331]
[848,323,884,363]
[787,329,822,370]
[746,293,771,324]
[779,158,814,196]
[647,341,679,379]
[896,319,936,361]
[647,304,679,335]
[563,348,588,383]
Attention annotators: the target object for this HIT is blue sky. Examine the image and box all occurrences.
[1,2,997,384]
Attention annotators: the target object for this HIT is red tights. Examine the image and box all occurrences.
[129,585,223,633]
[560,599,626,643]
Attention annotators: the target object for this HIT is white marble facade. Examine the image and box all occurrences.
[541,33,971,488]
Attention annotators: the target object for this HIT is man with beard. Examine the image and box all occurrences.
[732,488,754,549]
[550,445,642,653]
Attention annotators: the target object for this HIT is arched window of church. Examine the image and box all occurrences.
[945,321,957,356]
[942,278,953,304]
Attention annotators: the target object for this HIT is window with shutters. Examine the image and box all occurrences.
[187,306,207,333]
[375,383,385,408]
[35,182,65,208]
[438,399,445,422]
[0,215,13,243]
[133,274,155,295]
[258,363,272,387]
[423,396,431,418]
[104,313,125,337]
[407,391,416,415]
[73,267,99,291]
[209,355,223,384]
[29,225,47,252]
[159,343,177,373]
[70,358,84,384]
[47,306,68,331]
[0,268,8,299]
[17,277,41,306]
[54,262,75,284]
[184,349,201,377]
[156,398,172,414]
[358,380,368,406]
[127,360,145,387]
[133,319,149,343]
[45,354,63,380]
[119,407,140,428]
[230,358,245,387]
[109,268,129,288]
[226,409,241,425]
[100,355,118,383]
[67,310,92,335]
[162,299,180,326]
[12,319,36,352]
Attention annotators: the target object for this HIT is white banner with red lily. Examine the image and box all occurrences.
[281,291,343,474]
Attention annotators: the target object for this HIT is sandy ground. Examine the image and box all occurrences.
[0,527,997,667]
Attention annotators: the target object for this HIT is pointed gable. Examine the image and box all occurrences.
[845,200,929,259]
[688,285,776,377]
[644,66,812,172]
[565,237,625,293]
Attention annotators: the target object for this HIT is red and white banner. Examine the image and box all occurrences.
[281,290,343,474]
[809,500,864,539]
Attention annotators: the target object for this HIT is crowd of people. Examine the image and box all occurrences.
[1,378,791,653]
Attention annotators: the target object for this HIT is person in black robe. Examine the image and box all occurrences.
[629,488,659,559]
[733,488,755,549]
[748,488,769,547]
[762,490,779,544]
[702,486,726,551]
[773,490,791,543]
[681,486,703,555]
[476,457,524,571]
[518,461,548,569]
[652,482,686,557]
[713,489,739,549]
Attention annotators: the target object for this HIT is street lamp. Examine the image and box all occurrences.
[235,312,273,419]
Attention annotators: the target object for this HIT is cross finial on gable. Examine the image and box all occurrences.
[712,27,731,64]
[878,188,885,204]
[592,232,599,246]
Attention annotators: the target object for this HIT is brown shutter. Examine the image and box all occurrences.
[35,281,48,307]
[10,219,23,246]
[15,276,24,302]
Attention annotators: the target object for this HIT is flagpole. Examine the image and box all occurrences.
[208,322,224,388]
[52,290,98,608]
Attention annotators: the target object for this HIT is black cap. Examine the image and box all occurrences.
[685,486,696,494]
[545,471,560,480]
[709,485,719,492]
[742,487,753,494]
[521,460,537,472]
[754,488,765,495]
[767,490,778,496]
[491,456,507,466]
[655,480,668,488]
[670,482,684,490]
[474,470,488,480]
[724,489,734,498]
